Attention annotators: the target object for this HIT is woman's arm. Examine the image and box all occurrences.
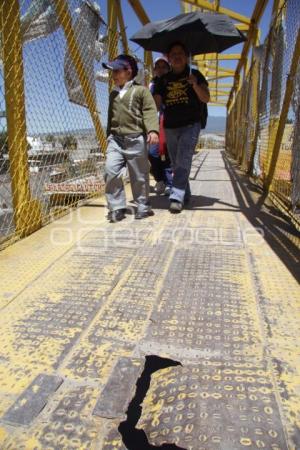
[188,74,210,103]
[153,94,163,111]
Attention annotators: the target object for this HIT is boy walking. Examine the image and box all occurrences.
[102,54,159,222]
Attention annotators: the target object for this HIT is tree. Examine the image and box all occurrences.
[45,134,55,143]
[0,130,31,160]
[0,130,8,158]
[60,134,77,150]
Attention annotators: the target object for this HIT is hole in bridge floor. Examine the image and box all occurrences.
[118,355,185,450]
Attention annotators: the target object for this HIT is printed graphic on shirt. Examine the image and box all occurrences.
[165,77,189,106]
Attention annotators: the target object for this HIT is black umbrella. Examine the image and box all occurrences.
[130,10,246,55]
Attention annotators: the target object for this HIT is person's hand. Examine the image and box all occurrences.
[187,74,198,88]
[147,132,159,145]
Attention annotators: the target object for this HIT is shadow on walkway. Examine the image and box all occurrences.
[150,193,241,211]
[222,151,300,281]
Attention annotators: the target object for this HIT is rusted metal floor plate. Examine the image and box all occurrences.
[93,357,143,419]
[138,363,289,450]
[0,150,299,449]
[2,374,63,426]
[142,246,262,363]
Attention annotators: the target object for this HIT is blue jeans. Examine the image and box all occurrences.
[165,122,201,203]
[148,143,173,188]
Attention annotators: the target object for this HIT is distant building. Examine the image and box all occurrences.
[27,136,68,169]
[70,134,100,162]
[199,133,225,149]
[27,136,64,155]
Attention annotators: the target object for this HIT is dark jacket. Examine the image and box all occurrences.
[107,81,159,136]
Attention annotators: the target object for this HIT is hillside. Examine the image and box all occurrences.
[204,116,226,134]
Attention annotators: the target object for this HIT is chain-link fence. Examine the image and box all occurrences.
[3,0,299,249]
[0,0,125,249]
[226,0,300,230]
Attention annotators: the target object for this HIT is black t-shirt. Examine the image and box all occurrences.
[153,65,208,129]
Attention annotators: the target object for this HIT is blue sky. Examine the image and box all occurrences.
[1,0,274,135]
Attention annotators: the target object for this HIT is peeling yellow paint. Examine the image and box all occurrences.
[0,427,7,442]
[25,436,42,450]
[0,155,299,449]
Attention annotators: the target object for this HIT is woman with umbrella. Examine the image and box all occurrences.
[131,10,245,212]
[153,41,210,212]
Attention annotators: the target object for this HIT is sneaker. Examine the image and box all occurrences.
[164,186,171,196]
[107,209,126,223]
[169,200,183,213]
[135,210,155,220]
[154,181,166,195]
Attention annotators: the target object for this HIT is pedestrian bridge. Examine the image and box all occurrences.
[1,149,299,449]
[0,0,300,449]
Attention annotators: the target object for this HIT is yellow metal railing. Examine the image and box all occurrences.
[226,0,300,230]
[0,0,121,249]
[1,0,300,250]
[53,0,107,148]
[2,0,42,240]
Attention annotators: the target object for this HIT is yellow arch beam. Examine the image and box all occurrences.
[126,0,153,69]
[194,54,241,61]
[197,66,235,76]
[127,0,150,24]
[115,0,129,54]
[209,89,231,95]
[53,0,107,150]
[182,0,251,25]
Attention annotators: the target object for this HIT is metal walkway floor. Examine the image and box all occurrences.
[0,150,299,450]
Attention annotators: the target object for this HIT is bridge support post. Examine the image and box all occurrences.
[1,0,42,238]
